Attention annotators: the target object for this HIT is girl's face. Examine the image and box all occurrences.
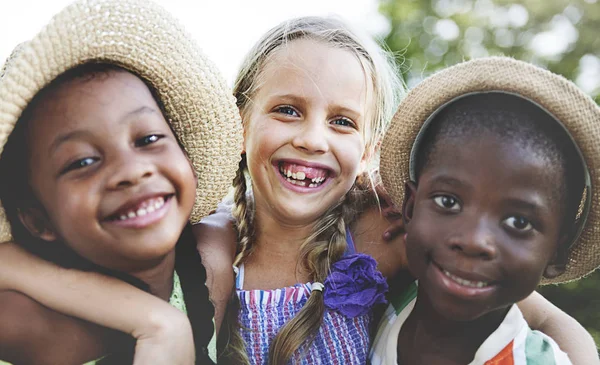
[243,39,373,227]
[23,70,196,272]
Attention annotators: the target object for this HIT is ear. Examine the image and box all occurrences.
[358,142,378,176]
[402,181,417,227]
[18,207,58,242]
[543,233,570,279]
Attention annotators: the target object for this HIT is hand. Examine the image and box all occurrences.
[132,307,195,365]
[375,183,405,241]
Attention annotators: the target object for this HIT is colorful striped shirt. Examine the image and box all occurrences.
[369,282,572,365]
[235,229,373,364]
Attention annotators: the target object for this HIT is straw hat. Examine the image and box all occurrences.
[0,0,243,242]
[380,57,600,284]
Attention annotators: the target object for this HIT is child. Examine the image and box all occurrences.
[370,57,600,364]
[0,0,242,363]
[218,16,404,365]
[0,14,597,365]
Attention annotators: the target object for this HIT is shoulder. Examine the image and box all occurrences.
[524,328,573,364]
[0,290,111,365]
[192,213,236,334]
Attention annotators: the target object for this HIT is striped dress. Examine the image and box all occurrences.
[235,230,373,364]
[369,282,572,365]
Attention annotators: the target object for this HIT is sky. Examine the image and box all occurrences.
[0,0,386,85]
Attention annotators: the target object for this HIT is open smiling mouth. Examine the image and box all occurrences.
[107,195,173,222]
[435,262,492,289]
[278,162,330,188]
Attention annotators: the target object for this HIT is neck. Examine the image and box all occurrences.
[398,287,509,365]
[126,250,176,301]
[253,205,316,255]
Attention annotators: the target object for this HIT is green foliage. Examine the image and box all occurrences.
[538,270,600,346]
[379,0,600,348]
[379,0,600,102]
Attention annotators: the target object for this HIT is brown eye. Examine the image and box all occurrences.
[504,216,533,231]
[433,195,460,212]
[61,157,99,174]
[135,134,164,147]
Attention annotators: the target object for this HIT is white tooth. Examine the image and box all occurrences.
[287,170,292,177]
[154,201,162,209]
[127,211,136,218]
[312,177,317,183]
[296,171,306,180]
[146,205,155,213]
[120,215,127,220]
[137,208,148,216]
[292,172,297,179]
[309,183,316,188]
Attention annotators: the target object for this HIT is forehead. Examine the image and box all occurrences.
[421,133,564,204]
[256,38,372,109]
[26,71,160,138]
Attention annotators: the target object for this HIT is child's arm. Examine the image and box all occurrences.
[193,209,237,333]
[0,242,195,365]
[518,291,600,365]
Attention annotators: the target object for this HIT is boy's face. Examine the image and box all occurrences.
[22,70,196,272]
[403,132,566,321]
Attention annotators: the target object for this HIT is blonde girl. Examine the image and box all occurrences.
[219,16,402,365]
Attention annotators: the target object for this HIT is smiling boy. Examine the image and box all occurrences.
[370,58,600,365]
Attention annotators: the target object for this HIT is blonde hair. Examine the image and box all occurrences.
[226,16,403,365]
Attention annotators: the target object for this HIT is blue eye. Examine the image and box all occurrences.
[136,134,164,147]
[275,106,299,117]
[62,157,99,174]
[433,195,461,212]
[504,216,533,232]
[331,118,355,128]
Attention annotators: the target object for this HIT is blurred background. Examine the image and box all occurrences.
[1,0,599,347]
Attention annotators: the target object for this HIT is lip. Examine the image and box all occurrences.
[103,193,174,229]
[429,260,498,299]
[272,158,336,194]
[274,158,336,173]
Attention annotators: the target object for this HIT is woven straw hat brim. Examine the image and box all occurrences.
[380,57,600,284]
[0,0,242,242]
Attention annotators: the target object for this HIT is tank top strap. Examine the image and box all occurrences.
[234,263,245,290]
[345,226,356,255]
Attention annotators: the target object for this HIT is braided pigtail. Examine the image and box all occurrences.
[218,154,251,364]
[232,154,255,266]
[268,183,367,365]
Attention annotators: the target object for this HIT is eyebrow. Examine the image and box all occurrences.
[49,106,157,154]
[268,93,362,118]
[429,174,473,191]
[502,196,549,215]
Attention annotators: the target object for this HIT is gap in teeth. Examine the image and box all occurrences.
[279,164,326,186]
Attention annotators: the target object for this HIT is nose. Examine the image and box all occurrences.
[107,153,155,190]
[447,217,498,260]
[291,114,329,154]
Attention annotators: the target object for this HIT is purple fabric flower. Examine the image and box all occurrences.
[323,253,388,318]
